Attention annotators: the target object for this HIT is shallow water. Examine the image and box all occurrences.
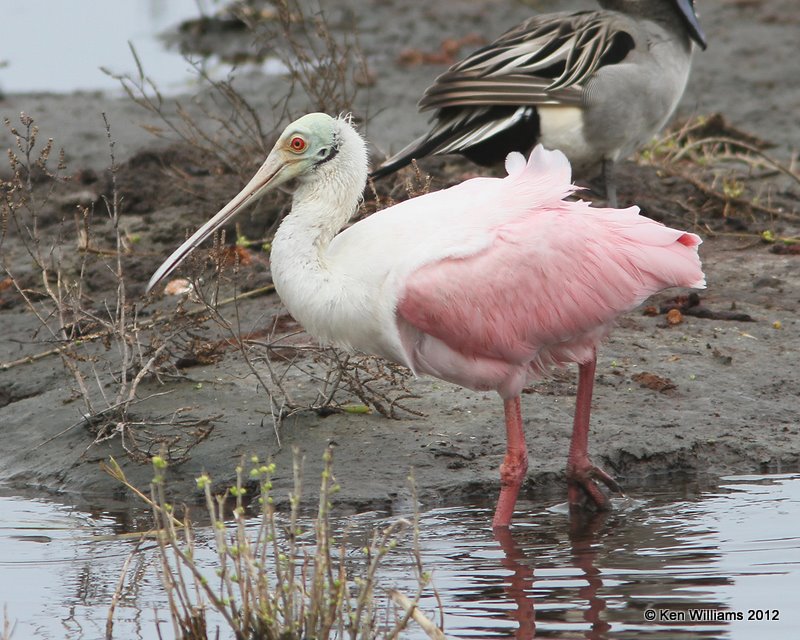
[0,0,206,93]
[1,474,799,639]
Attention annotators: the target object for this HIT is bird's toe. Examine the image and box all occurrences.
[566,459,623,512]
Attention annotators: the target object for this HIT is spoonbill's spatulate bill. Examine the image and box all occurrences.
[370,0,707,207]
[148,113,705,528]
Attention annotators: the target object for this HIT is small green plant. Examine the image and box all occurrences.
[104,447,439,639]
[721,176,744,200]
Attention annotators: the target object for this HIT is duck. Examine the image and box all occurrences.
[370,0,707,206]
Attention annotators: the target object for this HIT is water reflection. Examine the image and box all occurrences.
[1,474,799,639]
[494,526,536,638]
[377,474,798,639]
[504,504,731,639]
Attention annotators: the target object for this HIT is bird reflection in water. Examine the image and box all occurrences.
[494,511,612,639]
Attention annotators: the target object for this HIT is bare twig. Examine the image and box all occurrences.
[105,539,145,640]
[0,284,275,371]
[389,591,449,640]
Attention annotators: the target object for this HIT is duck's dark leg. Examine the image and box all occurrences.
[602,157,618,208]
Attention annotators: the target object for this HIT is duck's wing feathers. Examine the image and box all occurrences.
[419,11,637,111]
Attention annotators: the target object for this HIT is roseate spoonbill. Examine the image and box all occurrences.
[370,0,707,207]
[148,113,705,528]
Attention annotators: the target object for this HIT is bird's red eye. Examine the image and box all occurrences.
[290,136,306,152]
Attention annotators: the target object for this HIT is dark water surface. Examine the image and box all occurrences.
[1,474,798,639]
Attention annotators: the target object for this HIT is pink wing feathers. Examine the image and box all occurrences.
[396,148,704,389]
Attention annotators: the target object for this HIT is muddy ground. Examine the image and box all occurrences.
[1,0,799,517]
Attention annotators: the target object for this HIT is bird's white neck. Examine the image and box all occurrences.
[269,119,369,343]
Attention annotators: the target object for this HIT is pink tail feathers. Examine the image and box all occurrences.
[618,220,706,293]
[507,145,706,293]
[504,145,579,205]
[505,145,570,183]
[671,231,706,290]
[676,231,706,289]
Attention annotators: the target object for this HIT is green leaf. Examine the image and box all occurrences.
[342,404,370,414]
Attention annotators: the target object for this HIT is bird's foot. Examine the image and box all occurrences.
[566,457,623,512]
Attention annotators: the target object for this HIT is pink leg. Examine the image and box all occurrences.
[493,396,529,529]
[566,353,622,510]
